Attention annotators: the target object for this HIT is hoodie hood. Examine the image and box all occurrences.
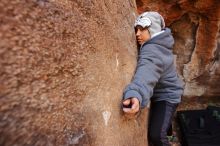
[143,28,174,50]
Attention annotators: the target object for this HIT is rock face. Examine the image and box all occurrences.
[0,0,148,146]
[136,0,220,97]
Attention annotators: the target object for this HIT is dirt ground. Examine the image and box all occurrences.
[170,96,220,146]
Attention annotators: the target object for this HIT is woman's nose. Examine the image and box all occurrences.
[136,29,141,36]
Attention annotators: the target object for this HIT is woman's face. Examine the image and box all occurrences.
[135,26,151,45]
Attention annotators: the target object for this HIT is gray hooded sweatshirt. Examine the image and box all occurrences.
[123,28,183,108]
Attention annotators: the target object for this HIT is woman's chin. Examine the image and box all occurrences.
[137,40,143,45]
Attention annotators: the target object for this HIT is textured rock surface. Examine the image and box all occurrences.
[0,0,148,146]
[136,0,220,97]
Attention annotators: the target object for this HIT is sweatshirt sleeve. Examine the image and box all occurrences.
[123,46,164,108]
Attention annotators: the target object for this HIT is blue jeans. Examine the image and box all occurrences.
[148,100,178,146]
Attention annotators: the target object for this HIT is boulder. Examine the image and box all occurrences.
[0,0,148,145]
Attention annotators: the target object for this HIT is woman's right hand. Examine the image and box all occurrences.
[122,97,140,116]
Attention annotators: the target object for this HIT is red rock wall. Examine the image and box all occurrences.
[136,0,220,97]
[0,0,148,146]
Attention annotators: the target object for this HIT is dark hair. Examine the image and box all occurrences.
[134,25,148,33]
